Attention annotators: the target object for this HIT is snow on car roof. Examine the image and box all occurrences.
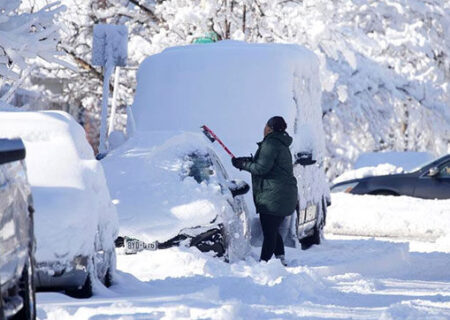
[0,111,118,262]
[354,152,435,171]
[132,40,325,160]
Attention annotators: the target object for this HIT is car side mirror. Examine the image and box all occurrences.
[0,139,26,165]
[428,166,439,177]
[228,179,250,197]
[295,152,316,166]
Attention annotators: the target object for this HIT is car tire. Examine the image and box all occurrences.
[104,268,113,288]
[12,253,36,320]
[300,219,323,251]
[65,258,94,299]
[370,190,398,196]
[66,273,93,299]
[0,293,5,320]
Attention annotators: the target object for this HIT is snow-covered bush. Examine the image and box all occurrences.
[0,0,66,108]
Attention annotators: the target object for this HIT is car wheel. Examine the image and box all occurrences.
[12,253,36,320]
[66,273,93,299]
[190,227,226,257]
[300,224,322,250]
[369,190,398,196]
[0,293,5,320]
[65,258,93,299]
[104,268,113,288]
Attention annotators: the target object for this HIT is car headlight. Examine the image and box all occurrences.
[331,182,359,193]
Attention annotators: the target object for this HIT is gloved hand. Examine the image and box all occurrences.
[232,156,252,170]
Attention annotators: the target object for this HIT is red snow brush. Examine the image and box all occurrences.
[201,125,235,158]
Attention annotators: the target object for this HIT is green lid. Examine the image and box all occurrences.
[193,32,219,44]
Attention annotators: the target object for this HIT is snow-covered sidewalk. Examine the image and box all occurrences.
[36,195,450,320]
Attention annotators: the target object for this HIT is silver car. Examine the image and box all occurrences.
[0,139,35,320]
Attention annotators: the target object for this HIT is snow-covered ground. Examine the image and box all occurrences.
[35,194,450,320]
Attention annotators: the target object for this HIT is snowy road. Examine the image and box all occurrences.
[36,195,450,320]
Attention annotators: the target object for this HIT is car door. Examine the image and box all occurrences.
[414,160,450,199]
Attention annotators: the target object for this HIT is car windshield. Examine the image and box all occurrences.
[409,155,441,173]
[182,151,214,183]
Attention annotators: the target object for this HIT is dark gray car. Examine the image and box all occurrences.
[0,139,35,320]
[331,155,450,199]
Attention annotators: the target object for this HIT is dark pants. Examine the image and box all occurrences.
[259,213,285,261]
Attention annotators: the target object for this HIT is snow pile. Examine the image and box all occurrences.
[354,152,435,171]
[0,111,118,263]
[102,130,250,261]
[333,151,436,184]
[37,235,450,319]
[333,163,403,184]
[326,193,450,244]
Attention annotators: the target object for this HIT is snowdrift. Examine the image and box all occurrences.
[327,193,450,246]
[0,111,118,263]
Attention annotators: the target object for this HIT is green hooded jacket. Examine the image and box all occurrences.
[242,131,298,216]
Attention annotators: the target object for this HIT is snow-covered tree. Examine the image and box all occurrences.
[0,0,65,108]
[23,0,450,177]
[248,0,450,177]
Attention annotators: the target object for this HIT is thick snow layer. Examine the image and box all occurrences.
[36,192,450,319]
[333,163,404,184]
[354,152,435,171]
[101,130,250,261]
[333,151,436,184]
[132,41,325,161]
[326,194,450,246]
[0,111,118,263]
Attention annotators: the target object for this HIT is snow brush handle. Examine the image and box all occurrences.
[201,125,236,158]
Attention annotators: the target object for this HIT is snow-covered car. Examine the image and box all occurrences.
[107,40,330,253]
[103,132,251,262]
[0,111,119,298]
[0,139,35,319]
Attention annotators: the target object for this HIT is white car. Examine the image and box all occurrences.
[106,40,330,255]
[103,131,251,262]
[0,111,119,298]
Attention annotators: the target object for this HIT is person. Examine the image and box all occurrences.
[231,116,298,265]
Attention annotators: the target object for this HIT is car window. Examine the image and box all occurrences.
[207,149,229,182]
[183,152,214,183]
[439,162,450,178]
[410,156,440,172]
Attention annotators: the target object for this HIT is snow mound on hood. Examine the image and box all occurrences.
[333,163,404,184]
[354,152,435,171]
